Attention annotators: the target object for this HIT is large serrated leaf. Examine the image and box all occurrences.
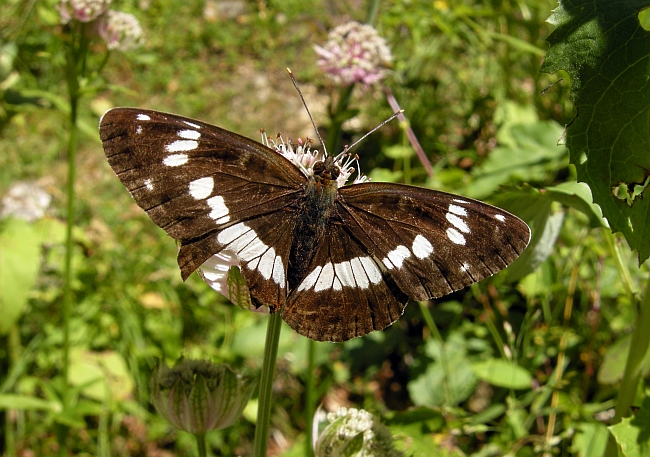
[541,0,650,262]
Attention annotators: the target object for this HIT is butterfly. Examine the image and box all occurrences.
[99,108,531,342]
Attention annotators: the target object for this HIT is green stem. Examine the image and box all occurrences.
[365,0,381,26]
[58,38,80,457]
[304,339,316,457]
[604,276,650,457]
[195,433,207,457]
[418,302,452,405]
[326,85,355,156]
[253,312,283,457]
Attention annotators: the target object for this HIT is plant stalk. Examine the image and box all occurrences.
[253,312,283,456]
[604,275,650,457]
[305,338,316,457]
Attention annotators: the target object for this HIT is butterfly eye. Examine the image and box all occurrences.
[313,161,326,175]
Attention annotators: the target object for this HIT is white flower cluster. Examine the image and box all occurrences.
[314,407,404,457]
[57,0,144,51]
[314,21,393,87]
[1,181,51,222]
[263,131,368,188]
[98,11,144,51]
[58,0,111,23]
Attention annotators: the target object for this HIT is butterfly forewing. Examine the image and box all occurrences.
[336,183,530,301]
[100,108,306,281]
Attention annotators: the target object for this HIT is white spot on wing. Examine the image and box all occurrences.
[350,257,369,289]
[448,204,468,216]
[238,237,267,261]
[225,229,257,253]
[298,266,322,291]
[335,261,356,288]
[412,235,433,259]
[385,245,411,269]
[165,140,198,152]
[494,214,506,222]
[360,257,382,284]
[460,262,470,273]
[446,213,470,233]
[189,177,214,200]
[272,256,284,285]
[163,153,189,166]
[207,196,229,221]
[446,227,466,245]
[178,129,201,140]
[217,222,250,245]
[452,199,468,205]
[136,114,151,121]
[315,262,335,292]
[184,120,201,129]
[257,248,276,280]
[136,125,143,134]
[143,178,154,190]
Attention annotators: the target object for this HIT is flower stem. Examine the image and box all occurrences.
[57,37,81,457]
[604,275,650,457]
[326,85,355,156]
[195,433,207,457]
[304,338,316,457]
[253,312,283,456]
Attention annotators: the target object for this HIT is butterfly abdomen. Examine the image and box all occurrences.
[287,176,339,290]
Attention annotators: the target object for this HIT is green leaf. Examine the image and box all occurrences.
[466,103,567,199]
[408,334,477,406]
[545,181,607,229]
[471,359,532,389]
[226,266,253,310]
[609,396,650,457]
[0,218,41,335]
[541,0,650,262]
[492,186,564,282]
[571,422,609,457]
[598,334,650,384]
[0,394,61,412]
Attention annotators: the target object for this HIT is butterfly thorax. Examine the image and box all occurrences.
[287,157,341,291]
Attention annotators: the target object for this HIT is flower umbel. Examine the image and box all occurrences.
[314,21,392,87]
[58,0,112,23]
[262,131,368,187]
[314,407,404,457]
[151,359,256,434]
[97,11,144,51]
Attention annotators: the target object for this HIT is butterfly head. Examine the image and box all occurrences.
[262,131,368,188]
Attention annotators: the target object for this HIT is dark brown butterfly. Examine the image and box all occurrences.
[99,108,530,342]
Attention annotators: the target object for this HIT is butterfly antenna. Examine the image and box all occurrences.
[287,68,328,155]
[333,109,404,161]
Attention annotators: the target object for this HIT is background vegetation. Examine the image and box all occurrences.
[1,0,649,456]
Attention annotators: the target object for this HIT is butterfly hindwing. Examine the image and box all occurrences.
[281,221,408,342]
[100,108,307,280]
[336,182,531,301]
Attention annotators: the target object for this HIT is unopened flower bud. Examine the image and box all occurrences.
[151,359,256,434]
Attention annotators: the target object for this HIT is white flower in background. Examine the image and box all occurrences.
[1,181,51,222]
[58,0,112,24]
[314,407,404,457]
[314,21,393,87]
[98,11,144,51]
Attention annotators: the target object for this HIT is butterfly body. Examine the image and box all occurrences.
[100,107,530,342]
